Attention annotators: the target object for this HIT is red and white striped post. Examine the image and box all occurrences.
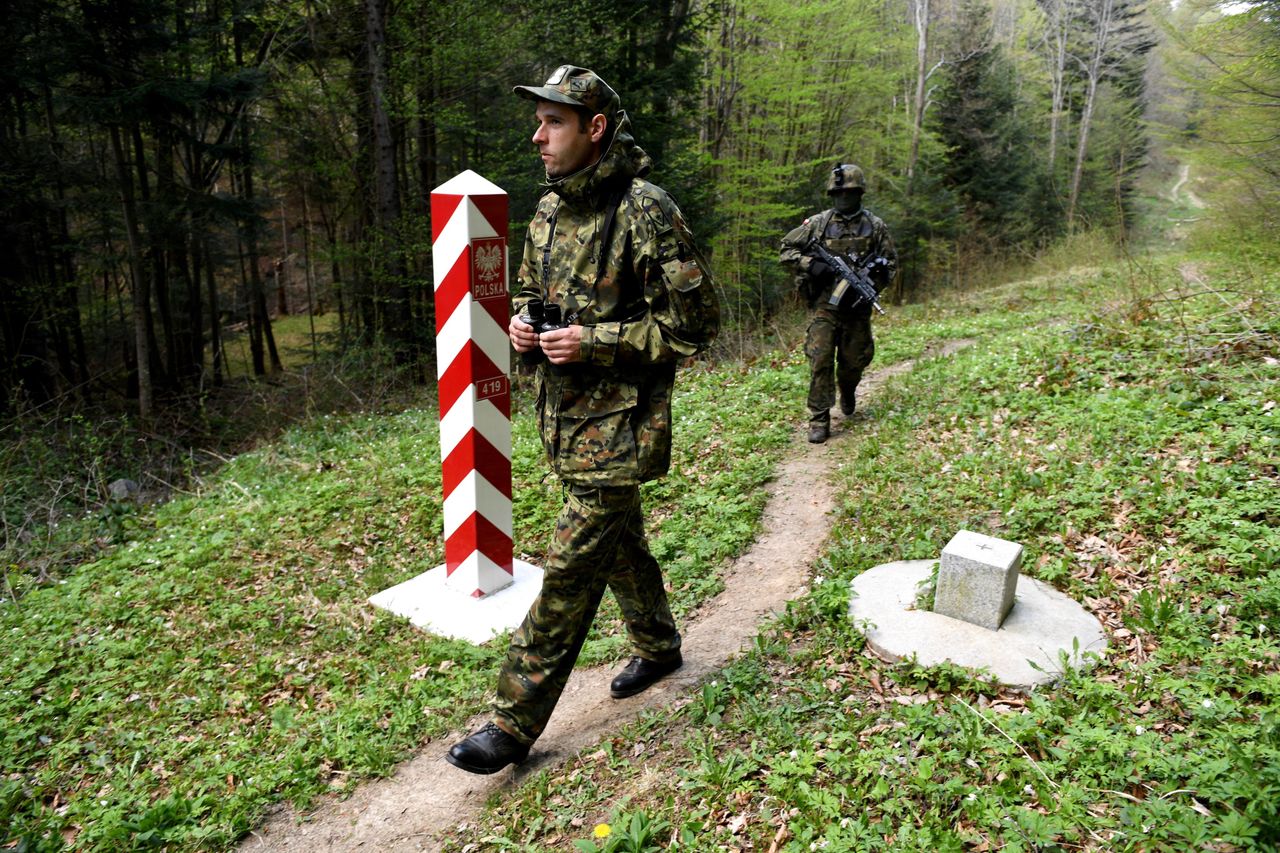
[431,170,515,597]
[368,171,542,643]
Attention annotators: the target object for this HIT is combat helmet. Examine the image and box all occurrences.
[826,163,866,194]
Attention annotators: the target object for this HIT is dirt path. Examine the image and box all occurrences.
[1170,163,1206,212]
[1170,163,1190,203]
[241,339,974,853]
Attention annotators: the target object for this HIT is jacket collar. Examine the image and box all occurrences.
[543,111,651,206]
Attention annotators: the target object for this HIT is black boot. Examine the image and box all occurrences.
[840,392,856,417]
[807,423,829,444]
[610,654,683,699]
[446,722,530,774]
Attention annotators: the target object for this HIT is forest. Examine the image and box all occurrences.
[3,1,1279,849]
[7,0,1272,417]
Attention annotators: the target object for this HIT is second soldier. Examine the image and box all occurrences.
[780,163,897,443]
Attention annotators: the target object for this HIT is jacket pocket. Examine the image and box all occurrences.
[548,376,640,480]
[660,257,719,347]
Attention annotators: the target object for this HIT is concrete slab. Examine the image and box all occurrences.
[849,560,1107,689]
[369,559,543,645]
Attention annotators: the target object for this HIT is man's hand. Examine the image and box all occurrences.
[539,325,584,365]
[807,259,834,283]
[509,314,539,353]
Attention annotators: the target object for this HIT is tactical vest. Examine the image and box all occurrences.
[818,209,875,261]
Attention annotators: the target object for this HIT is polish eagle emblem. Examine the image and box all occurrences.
[474,244,502,282]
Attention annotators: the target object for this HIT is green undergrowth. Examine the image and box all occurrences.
[220,313,340,377]
[4,250,1276,851]
[448,253,1280,852]
[0,355,800,849]
[0,317,415,599]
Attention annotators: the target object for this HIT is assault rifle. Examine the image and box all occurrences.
[807,241,888,314]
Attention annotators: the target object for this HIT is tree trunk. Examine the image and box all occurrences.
[415,45,438,206]
[650,0,692,166]
[1067,71,1099,230]
[156,123,202,387]
[130,122,174,393]
[203,238,223,387]
[0,263,54,410]
[906,0,932,191]
[302,188,318,361]
[44,83,90,399]
[109,123,152,418]
[277,200,290,316]
[703,1,740,161]
[1042,0,1070,177]
[1067,0,1114,229]
[365,0,410,357]
[259,268,282,371]
[235,22,281,375]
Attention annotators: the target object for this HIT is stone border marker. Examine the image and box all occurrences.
[933,530,1022,630]
[849,559,1107,689]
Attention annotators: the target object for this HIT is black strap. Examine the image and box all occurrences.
[594,181,630,288]
[540,185,628,324]
[540,198,561,299]
[815,208,837,238]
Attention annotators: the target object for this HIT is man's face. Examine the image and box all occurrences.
[532,101,599,178]
[831,189,863,214]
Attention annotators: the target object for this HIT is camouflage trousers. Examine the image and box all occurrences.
[493,483,680,744]
[805,308,874,425]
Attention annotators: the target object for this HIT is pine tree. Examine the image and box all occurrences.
[935,0,1036,246]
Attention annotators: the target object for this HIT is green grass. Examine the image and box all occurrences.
[220,312,340,377]
[4,249,1277,851]
[0,336,801,850]
[446,253,1280,852]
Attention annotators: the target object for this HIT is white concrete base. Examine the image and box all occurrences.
[849,560,1108,690]
[369,559,543,645]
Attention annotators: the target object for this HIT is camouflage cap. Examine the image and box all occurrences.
[826,163,867,194]
[514,65,621,118]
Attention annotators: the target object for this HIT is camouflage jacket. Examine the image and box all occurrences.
[779,207,898,313]
[513,113,720,486]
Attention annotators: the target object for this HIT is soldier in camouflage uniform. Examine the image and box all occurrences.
[447,65,719,775]
[780,164,898,444]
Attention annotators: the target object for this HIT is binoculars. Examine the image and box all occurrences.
[519,298,569,371]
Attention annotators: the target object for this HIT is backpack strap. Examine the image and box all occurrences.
[556,181,631,325]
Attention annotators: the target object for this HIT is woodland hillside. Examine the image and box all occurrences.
[1,0,1278,849]
[5,0,1275,419]
[5,0,1277,579]
[3,240,1277,850]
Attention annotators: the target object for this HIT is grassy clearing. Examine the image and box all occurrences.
[219,313,339,377]
[1,314,422,602]
[447,253,1279,852]
[0,330,802,849]
[4,249,1276,851]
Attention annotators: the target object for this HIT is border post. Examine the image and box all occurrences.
[368,171,543,643]
[429,170,515,597]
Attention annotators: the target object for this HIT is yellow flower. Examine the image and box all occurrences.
[593,823,612,839]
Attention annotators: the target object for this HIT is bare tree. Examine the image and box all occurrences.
[702,0,743,159]
[1065,0,1152,228]
[1038,0,1074,177]
[109,123,152,419]
[905,0,940,190]
[905,0,986,192]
